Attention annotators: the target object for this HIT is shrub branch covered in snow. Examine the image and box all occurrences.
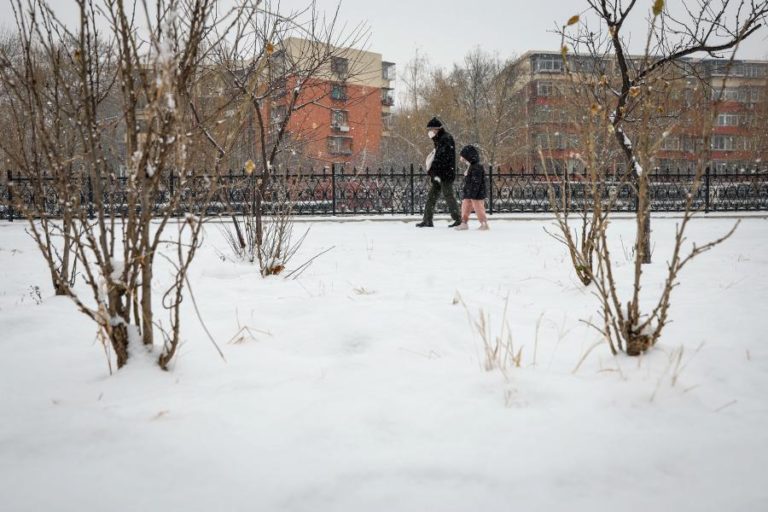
[0,0,246,371]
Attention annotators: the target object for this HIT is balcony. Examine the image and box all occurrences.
[331,57,349,78]
[382,62,396,81]
[331,84,348,102]
[381,87,395,107]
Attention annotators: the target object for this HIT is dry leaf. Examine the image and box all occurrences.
[567,15,580,26]
[653,0,665,16]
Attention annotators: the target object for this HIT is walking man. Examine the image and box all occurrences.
[416,117,461,228]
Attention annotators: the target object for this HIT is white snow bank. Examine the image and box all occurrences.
[0,217,766,512]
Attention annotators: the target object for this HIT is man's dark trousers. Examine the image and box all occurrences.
[423,178,460,223]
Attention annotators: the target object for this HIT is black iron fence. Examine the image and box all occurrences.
[2,166,767,220]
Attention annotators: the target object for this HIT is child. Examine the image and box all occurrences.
[456,145,489,231]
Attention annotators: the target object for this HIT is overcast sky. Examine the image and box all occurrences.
[3,0,767,77]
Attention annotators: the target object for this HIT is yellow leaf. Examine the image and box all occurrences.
[244,159,256,175]
[652,0,664,16]
[266,42,275,55]
[561,45,569,57]
[567,15,580,26]
[629,86,641,98]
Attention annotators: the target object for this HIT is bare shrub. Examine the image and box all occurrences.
[459,294,522,374]
[546,1,763,355]
[0,0,236,370]
[221,182,309,276]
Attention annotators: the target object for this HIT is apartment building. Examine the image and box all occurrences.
[509,50,768,173]
[271,37,395,168]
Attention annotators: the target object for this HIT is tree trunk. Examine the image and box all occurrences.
[141,259,153,346]
[112,322,130,369]
[637,177,652,264]
[255,189,264,246]
[140,210,153,346]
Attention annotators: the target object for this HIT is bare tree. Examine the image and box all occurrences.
[542,42,623,286]
[384,49,522,169]
[0,0,240,371]
[208,0,368,274]
[562,0,768,264]
[547,3,764,355]
[447,49,522,166]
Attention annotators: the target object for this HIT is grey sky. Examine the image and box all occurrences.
[3,0,767,80]
[280,0,768,66]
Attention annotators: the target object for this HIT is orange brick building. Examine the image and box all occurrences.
[273,38,395,168]
[509,51,768,173]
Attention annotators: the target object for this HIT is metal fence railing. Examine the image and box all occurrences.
[2,166,767,220]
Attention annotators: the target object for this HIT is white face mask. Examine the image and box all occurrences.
[428,130,437,139]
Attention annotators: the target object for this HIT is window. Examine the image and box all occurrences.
[331,109,349,130]
[656,159,677,173]
[331,57,349,77]
[382,111,393,130]
[744,63,768,78]
[270,51,287,75]
[534,132,567,150]
[662,136,680,151]
[714,88,747,102]
[270,105,287,124]
[533,105,551,123]
[327,136,352,155]
[570,55,605,74]
[331,83,347,101]
[711,135,731,151]
[534,54,563,73]
[537,81,554,97]
[382,62,396,81]
[381,88,395,106]
[271,77,288,98]
[716,113,740,126]
[711,135,749,151]
[682,136,698,153]
[532,105,565,124]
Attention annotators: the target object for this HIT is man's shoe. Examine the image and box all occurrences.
[448,219,462,228]
[415,221,434,228]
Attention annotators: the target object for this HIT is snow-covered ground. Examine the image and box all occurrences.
[1,216,766,512]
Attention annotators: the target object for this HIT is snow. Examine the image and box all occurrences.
[1,216,767,511]
[109,259,124,282]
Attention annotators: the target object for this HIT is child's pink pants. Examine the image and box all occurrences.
[461,199,487,223]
